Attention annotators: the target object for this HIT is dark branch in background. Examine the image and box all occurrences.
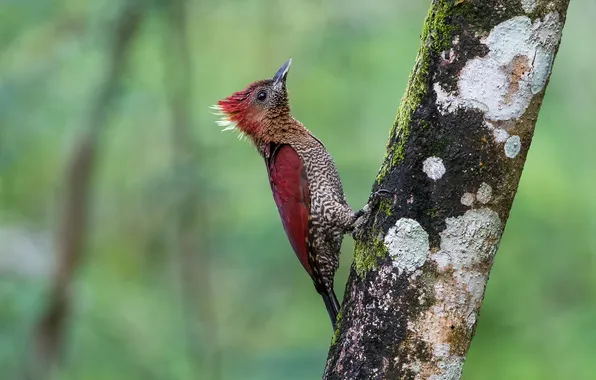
[162,0,221,379]
[325,1,570,379]
[29,2,143,378]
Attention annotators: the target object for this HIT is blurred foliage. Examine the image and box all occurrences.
[0,0,594,379]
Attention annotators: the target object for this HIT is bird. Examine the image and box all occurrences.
[213,59,383,330]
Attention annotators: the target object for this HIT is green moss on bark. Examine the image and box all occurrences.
[376,0,456,184]
[353,234,389,278]
[330,308,344,346]
[378,198,394,217]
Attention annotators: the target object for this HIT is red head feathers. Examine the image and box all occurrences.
[212,59,293,143]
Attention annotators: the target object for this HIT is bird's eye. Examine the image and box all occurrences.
[256,90,267,101]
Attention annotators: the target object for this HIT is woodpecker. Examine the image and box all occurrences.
[214,59,379,330]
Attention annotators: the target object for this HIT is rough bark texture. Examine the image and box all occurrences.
[324,1,569,379]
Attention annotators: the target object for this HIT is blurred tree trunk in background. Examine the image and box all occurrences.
[324,1,570,379]
[30,2,143,379]
[163,0,221,378]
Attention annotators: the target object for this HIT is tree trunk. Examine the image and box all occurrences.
[324,0,570,379]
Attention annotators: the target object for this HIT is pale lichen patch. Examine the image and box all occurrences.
[476,182,493,204]
[521,0,537,13]
[384,218,430,274]
[434,13,563,122]
[484,121,510,143]
[460,192,475,207]
[431,209,502,327]
[531,12,563,93]
[406,304,467,379]
[434,83,460,115]
[428,359,465,380]
[423,157,446,180]
[455,271,487,311]
[504,135,522,158]
[493,128,510,143]
[403,209,503,379]
[403,360,422,375]
[433,343,451,358]
[432,208,502,271]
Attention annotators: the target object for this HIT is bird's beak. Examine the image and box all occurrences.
[272,58,292,89]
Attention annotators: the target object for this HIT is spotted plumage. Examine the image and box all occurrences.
[214,59,364,330]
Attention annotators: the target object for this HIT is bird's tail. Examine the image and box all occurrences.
[320,289,341,330]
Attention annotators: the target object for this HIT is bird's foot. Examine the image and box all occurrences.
[352,188,396,239]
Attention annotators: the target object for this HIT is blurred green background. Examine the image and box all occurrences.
[0,0,594,379]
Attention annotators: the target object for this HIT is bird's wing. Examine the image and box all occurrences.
[266,144,313,275]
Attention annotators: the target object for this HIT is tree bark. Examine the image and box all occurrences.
[324,1,569,379]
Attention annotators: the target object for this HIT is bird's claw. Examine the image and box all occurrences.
[352,210,369,240]
[371,188,395,204]
[351,188,395,239]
